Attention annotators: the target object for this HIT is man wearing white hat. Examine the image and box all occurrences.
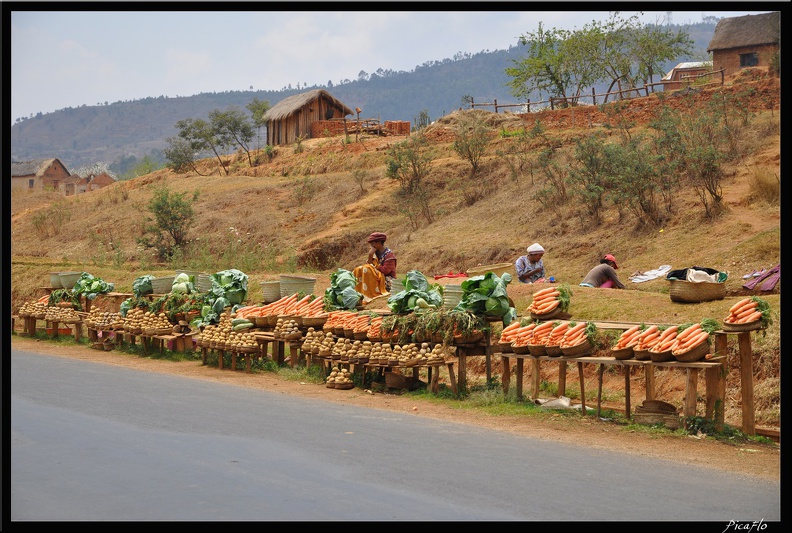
[515,243,546,283]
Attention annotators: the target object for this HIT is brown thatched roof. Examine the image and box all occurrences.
[10,158,68,177]
[707,12,780,52]
[263,89,353,121]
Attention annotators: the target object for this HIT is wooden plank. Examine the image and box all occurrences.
[501,355,511,395]
[516,358,524,401]
[577,362,586,414]
[558,361,567,397]
[738,331,755,435]
[684,368,699,418]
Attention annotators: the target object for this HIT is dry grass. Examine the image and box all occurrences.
[10,74,780,430]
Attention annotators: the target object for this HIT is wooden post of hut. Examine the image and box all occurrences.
[355,107,361,143]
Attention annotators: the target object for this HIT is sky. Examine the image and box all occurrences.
[8,6,776,124]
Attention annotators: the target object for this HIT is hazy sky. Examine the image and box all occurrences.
[9,7,774,123]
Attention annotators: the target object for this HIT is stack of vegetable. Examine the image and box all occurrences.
[324,268,364,311]
[528,321,555,346]
[171,272,196,294]
[723,297,771,327]
[560,321,597,349]
[526,284,571,317]
[72,272,114,302]
[132,275,155,297]
[209,269,248,307]
[648,326,679,356]
[612,325,643,351]
[670,319,720,357]
[504,322,537,349]
[544,321,570,349]
[387,270,443,314]
[453,271,516,325]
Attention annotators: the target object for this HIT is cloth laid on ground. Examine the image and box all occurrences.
[743,263,780,291]
[666,266,727,283]
[628,264,672,283]
[433,272,469,280]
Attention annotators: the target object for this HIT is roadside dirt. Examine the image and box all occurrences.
[11,335,779,482]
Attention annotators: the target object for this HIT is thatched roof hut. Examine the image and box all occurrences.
[707,12,780,76]
[263,89,354,146]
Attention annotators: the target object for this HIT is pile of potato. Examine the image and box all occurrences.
[84,308,124,330]
[326,367,353,387]
[44,306,82,324]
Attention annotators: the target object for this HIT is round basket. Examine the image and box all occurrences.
[260,281,281,303]
[545,345,563,357]
[150,276,175,294]
[498,341,514,353]
[253,316,268,328]
[364,294,391,310]
[326,381,336,388]
[389,279,405,294]
[442,285,464,310]
[195,274,213,293]
[610,346,634,360]
[673,340,710,362]
[302,315,328,328]
[49,272,63,288]
[511,343,532,354]
[561,338,593,357]
[452,331,485,344]
[668,280,726,303]
[530,307,564,321]
[649,348,674,363]
[58,271,82,290]
[527,343,547,357]
[466,262,513,278]
[633,348,652,361]
[353,330,369,340]
[279,274,316,298]
[721,320,763,332]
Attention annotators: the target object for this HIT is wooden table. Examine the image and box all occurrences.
[453,336,492,394]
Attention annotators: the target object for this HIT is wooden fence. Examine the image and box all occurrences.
[470,68,726,113]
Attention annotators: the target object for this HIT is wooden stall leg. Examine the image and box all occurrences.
[596,364,604,418]
[576,362,586,414]
[218,349,225,370]
[558,361,567,397]
[624,364,631,419]
[644,365,655,401]
[430,366,439,394]
[501,356,511,396]
[201,347,208,365]
[458,351,467,394]
[683,368,699,420]
[738,332,755,436]
[515,358,524,401]
[445,362,458,395]
[706,363,726,432]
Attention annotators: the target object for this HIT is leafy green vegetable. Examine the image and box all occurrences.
[454,272,516,325]
[132,275,154,297]
[210,269,248,305]
[71,272,114,300]
[387,270,443,314]
[323,268,363,310]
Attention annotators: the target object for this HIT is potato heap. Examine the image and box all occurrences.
[333,337,353,358]
[369,342,393,365]
[427,343,451,364]
[140,311,174,335]
[274,317,302,340]
[392,343,421,365]
[317,332,336,357]
[301,327,325,354]
[326,367,353,387]
[225,329,259,353]
[84,308,124,330]
[196,313,234,348]
[123,308,148,333]
[18,301,48,318]
[44,306,82,324]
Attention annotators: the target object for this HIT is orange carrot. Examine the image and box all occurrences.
[729,297,756,315]
[738,310,762,323]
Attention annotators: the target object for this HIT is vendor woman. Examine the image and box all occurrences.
[353,232,397,298]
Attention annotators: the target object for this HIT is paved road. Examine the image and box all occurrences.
[10,348,780,522]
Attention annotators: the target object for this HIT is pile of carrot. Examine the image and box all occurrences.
[367,316,383,338]
[234,293,327,319]
[648,327,679,354]
[324,310,358,330]
[671,323,710,355]
[507,323,537,347]
[351,314,372,333]
[527,287,561,315]
[544,321,570,347]
[724,297,763,324]
[38,294,50,304]
[613,325,643,350]
[528,321,555,345]
[499,321,523,344]
[560,321,589,348]
[634,325,662,351]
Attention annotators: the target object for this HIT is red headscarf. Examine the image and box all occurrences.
[367,232,387,243]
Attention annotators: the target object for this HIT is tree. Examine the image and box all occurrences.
[505,22,575,101]
[164,136,206,175]
[452,113,490,175]
[174,117,229,175]
[246,98,271,160]
[138,186,198,260]
[209,106,256,166]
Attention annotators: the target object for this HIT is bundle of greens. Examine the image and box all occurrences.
[387,270,444,314]
[323,268,363,310]
[453,272,516,325]
[132,275,155,297]
[71,272,114,301]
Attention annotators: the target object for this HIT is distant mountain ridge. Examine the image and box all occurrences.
[10,22,717,171]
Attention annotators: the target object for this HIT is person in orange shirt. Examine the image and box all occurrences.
[353,232,397,298]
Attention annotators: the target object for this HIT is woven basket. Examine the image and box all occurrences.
[260,281,282,303]
[610,346,634,360]
[49,272,63,288]
[721,320,763,332]
[633,348,652,361]
[364,294,391,310]
[151,276,175,294]
[195,274,213,293]
[545,345,563,357]
[527,343,547,357]
[673,340,710,362]
[530,307,564,321]
[669,280,726,303]
[498,341,514,353]
[649,348,674,363]
[442,285,464,310]
[302,315,328,328]
[389,279,405,294]
[561,338,593,358]
[279,275,316,298]
[466,262,514,278]
[58,271,82,289]
[640,400,678,413]
[633,412,681,429]
[512,343,531,354]
[335,382,355,390]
